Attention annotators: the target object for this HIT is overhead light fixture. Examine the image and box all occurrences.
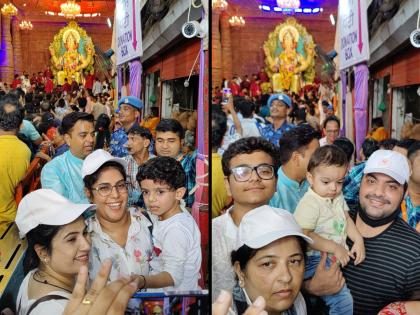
[1,3,18,16]
[19,20,33,31]
[330,14,336,25]
[277,0,300,9]
[107,17,112,28]
[60,0,81,19]
[229,15,245,27]
[212,0,228,11]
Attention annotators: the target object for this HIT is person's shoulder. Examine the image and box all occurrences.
[393,218,420,242]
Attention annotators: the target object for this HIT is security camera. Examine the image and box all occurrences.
[410,29,420,48]
[182,21,204,38]
[184,80,190,88]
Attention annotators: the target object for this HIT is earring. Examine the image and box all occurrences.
[239,279,244,287]
[43,258,49,264]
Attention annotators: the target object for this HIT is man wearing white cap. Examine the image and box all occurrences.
[310,150,420,314]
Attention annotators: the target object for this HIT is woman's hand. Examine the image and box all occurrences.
[212,290,267,315]
[62,260,139,315]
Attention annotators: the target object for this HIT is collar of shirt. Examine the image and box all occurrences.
[86,207,152,239]
[278,166,307,190]
[221,206,239,240]
[306,187,342,206]
[65,149,84,164]
[267,120,292,132]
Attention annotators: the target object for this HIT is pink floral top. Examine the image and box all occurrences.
[87,207,154,283]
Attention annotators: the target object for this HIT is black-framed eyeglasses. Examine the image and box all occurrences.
[229,164,275,182]
[92,180,129,197]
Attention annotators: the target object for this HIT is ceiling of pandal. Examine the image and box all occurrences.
[224,0,338,19]
[2,0,115,21]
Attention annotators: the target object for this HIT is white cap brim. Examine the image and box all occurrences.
[245,230,313,249]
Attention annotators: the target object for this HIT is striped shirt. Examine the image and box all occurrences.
[343,207,420,315]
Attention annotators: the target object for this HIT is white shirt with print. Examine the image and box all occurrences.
[149,206,202,291]
[87,207,154,283]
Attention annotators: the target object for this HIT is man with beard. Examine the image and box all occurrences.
[110,96,142,157]
[341,150,420,314]
[41,112,95,203]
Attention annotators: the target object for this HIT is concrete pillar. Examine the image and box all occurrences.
[11,17,22,75]
[220,13,233,82]
[211,11,222,89]
[0,14,15,84]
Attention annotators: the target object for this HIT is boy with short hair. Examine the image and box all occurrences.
[212,137,281,300]
[294,145,365,315]
[136,156,201,290]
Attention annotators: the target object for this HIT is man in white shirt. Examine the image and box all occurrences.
[320,115,340,146]
[238,100,263,138]
[92,77,102,96]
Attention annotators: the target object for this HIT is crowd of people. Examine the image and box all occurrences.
[0,69,203,314]
[212,72,420,315]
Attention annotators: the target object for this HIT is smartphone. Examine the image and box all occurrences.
[222,87,232,105]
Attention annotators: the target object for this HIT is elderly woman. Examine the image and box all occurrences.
[231,205,313,315]
[82,149,154,283]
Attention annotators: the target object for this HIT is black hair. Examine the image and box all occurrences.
[372,117,384,127]
[137,156,186,190]
[60,112,94,135]
[323,115,340,129]
[25,92,33,104]
[231,237,307,270]
[322,100,329,107]
[279,124,321,164]
[83,161,127,190]
[307,145,348,172]
[395,139,417,151]
[238,101,255,118]
[211,109,227,150]
[94,114,111,150]
[222,137,281,176]
[23,224,62,274]
[296,108,307,123]
[37,112,55,135]
[0,94,25,131]
[128,124,153,142]
[408,141,420,162]
[156,119,185,140]
[379,138,398,150]
[57,98,66,108]
[361,138,379,159]
[333,137,355,162]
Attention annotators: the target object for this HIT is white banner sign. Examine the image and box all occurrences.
[115,0,142,65]
[338,0,370,70]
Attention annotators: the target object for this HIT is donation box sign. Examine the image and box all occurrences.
[115,0,143,65]
[338,0,370,70]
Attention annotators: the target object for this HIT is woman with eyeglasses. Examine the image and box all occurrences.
[82,149,154,283]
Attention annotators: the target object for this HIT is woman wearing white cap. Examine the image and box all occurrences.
[15,188,94,314]
[82,149,154,283]
[230,205,313,315]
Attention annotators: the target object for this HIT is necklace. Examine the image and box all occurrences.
[32,271,73,294]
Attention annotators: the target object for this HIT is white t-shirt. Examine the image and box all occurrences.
[219,114,241,155]
[319,137,328,147]
[212,207,238,302]
[240,118,262,138]
[149,206,201,290]
[16,269,70,315]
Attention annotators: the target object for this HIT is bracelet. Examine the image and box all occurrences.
[137,275,146,291]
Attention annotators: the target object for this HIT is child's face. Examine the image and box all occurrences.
[307,164,347,199]
[140,179,186,220]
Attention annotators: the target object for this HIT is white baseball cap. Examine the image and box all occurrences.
[363,149,411,184]
[82,149,127,179]
[235,205,313,250]
[16,189,96,238]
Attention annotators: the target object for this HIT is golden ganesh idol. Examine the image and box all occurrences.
[49,21,95,85]
[263,18,316,94]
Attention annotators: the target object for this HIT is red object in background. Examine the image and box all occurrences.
[11,78,21,89]
[85,73,95,89]
[45,78,54,93]
[229,81,240,96]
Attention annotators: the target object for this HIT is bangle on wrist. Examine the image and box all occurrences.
[137,275,146,291]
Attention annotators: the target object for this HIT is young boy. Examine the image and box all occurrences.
[136,156,201,291]
[294,145,365,315]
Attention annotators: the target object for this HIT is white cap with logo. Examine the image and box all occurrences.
[363,149,411,184]
[16,189,96,238]
[235,205,313,251]
[82,149,127,179]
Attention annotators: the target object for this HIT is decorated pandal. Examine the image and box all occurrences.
[262,17,316,94]
[49,21,95,85]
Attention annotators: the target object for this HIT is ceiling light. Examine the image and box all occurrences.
[229,15,245,27]
[60,0,81,19]
[1,3,18,16]
[19,20,33,31]
[330,14,335,25]
[212,0,228,11]
[107,17,112,28]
